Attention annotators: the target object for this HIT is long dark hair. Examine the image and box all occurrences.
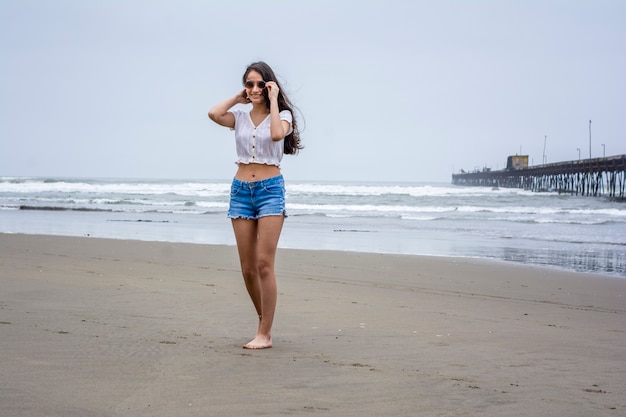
[242,61,303,155]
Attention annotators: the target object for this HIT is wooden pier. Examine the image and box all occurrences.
[451,154,626,199]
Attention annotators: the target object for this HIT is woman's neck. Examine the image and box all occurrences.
[250,102,269,115]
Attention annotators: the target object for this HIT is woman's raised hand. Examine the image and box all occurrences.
[237,89,251,104]
[266,81,279,101]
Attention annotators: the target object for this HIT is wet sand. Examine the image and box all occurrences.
[1,233,625,416]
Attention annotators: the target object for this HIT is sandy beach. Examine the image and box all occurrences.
[1,233,624,416]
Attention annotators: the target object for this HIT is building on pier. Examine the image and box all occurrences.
[506,155,528,170]
[452,154,626,199]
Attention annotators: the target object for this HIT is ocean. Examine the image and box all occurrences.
[1,177,625,277]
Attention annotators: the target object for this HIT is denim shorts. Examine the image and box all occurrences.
[227,175,287,220]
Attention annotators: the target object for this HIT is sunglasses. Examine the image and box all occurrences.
[244,80,266,89]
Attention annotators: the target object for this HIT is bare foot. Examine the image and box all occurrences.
[243,335,272,349]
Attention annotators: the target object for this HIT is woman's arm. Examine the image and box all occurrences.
[208,91,249,128]
[266,82,291,141]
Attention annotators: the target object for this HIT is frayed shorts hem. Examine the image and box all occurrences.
[228,212,286,220]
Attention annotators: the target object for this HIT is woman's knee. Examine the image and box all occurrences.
[240,264,258,280]
[257,257,274,279]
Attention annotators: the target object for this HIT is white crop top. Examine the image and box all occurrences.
[230,109,293,167]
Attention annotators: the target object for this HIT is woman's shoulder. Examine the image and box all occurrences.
[279,109,292,121]
[230,108,251,125]
[230,108,249,117]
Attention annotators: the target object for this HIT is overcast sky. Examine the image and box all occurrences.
[1,0,624,183]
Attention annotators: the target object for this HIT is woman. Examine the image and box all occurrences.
[208,62,302,349]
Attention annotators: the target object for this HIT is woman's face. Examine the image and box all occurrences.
[244,70,266,104]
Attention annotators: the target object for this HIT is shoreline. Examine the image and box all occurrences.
[1,233,625,416]
[2,176,625,279]
[2,217,625,278]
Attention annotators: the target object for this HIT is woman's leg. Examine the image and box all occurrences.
[232,215,284,349]
[246,214,284,348]
[231,219,262,317]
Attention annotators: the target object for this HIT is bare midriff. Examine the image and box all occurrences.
[235,163,281,182]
